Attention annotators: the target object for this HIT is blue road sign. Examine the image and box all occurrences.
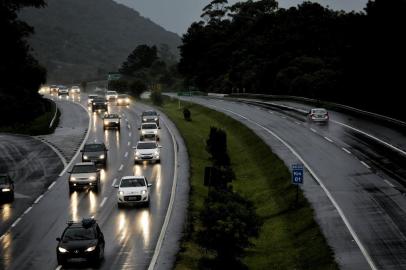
[292,164,304,184]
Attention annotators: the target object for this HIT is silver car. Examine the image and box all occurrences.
[139,123,160,140]
[133,141,162,164]
[308,108,329,122]
[68,162,101,192]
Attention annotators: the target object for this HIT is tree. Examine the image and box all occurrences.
[128,79,147,97]
[150,88,163,106]
[206,127,230,167]
[119,45,158,76]
[108,80,128,92]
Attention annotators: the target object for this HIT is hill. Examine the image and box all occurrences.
[19,0,181,83]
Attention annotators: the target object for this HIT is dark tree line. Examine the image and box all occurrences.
[0,0,47,126]
[179,0,406,119]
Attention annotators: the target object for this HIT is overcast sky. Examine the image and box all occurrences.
[114,0,368,35]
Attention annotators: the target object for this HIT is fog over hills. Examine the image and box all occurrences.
[19,0,181,83]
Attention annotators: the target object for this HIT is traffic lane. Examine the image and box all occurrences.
[183,96,406,269]
[0,134,63,235]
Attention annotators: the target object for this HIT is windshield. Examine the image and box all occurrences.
[137,143,156,149]
[84,144,104,152]
[63,227,95,241]
[71,165,96,173]
[107,91,117,95]
[142,111,157,116]
[105,114,119,119]
[120,178,145,187]
[0,176,8,185]
[142,124,157,129]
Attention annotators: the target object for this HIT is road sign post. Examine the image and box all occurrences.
[292,164,304,206]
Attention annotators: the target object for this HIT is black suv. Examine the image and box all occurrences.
[56,218,105,266]
[91,97,108,113]
[0,174,14,202]
[81,143,108,167]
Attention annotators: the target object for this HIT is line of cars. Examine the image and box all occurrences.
[42,85,81,98]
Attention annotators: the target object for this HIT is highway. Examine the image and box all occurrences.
[0,94,182,270]
[175,95,406,270]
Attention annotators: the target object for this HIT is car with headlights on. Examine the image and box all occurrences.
[68,162,101,192]
[58,86,69,97]
[308,108,329,123]
[70,85,81,94]
[0,174,14,202]
[105,90,118,102]
[141,110,160,126]
[91,97,108,113]
[50,85,59,94]
[116,94,131,106]
[133,141,161,164]
[56,218,105,266]
[87,94,98,105]
[115,176,152,207]
[139,123,160,141]
[81,143,108,167]
[103,113,120,130]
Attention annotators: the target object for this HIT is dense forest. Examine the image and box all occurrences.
[179,0,406,119]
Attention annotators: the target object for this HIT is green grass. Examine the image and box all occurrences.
[157,97,338,270]
[0,99,60,135]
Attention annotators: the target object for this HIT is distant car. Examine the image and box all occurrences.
[0,174,14,202]
[50,85,59,94]
[56,218,105,266]
[105,91,118,101]
[103,113,120,130]
[81,143,108,167]
[58,86,69,97]
[87,94,98,105]
[70,86,81,94]
[139,123,160,141]
[116,94,130,106]
[91,97,108,113]
[38,85,50,95]
[308,108,329,122]
[133,141,161,164]
[141,110,160,126]
[68,162,101,192]
[115,176,152,207]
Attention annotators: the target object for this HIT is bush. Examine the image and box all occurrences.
[129,79,147,97]
[183,108,191,121]
[206,127,230,167]
[151,89,163,106]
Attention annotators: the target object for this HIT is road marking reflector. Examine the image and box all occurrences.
[384,179,395,188]
[310,128,317,133]
[48,181,56,190]
[127,141,131,146]
[124,152,128,158]
[23,207,33,215]
[324,136,334,143]
[100,197,107,208]
[342,148,352,154]
[118,164,124,171]
[360,161,371,169]
[34,194,44,204]
[11,218,22,228]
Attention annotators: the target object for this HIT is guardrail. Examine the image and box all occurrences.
[229,93,406,129]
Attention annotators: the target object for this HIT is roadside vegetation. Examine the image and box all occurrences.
[157,97,337,269]
[0,98,59,135]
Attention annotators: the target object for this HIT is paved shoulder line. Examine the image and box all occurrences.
[148,118,179,270]
[33,136,67,167]
[213,105,378,270]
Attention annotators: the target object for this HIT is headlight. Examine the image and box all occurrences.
[58,247,68,253]
[143,118,147,121]
[126,98,129,102]
[92,102,96,105]
[89,176,96,180]
[83,155,88,160]
[141,190,147,195]
[153,130,157,134]
[104,121,108,125]
[85,246,96,252]
[1,188,11,192]
[135,151,140,156]
[119,191,124,196]
[154,117,158,121]
[70,177,76,181]
[99,154,105,159]
[141,130,146,134]
[154,150,159,155]
[104,102,107,105]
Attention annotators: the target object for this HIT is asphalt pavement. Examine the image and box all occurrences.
[175,95,406,270]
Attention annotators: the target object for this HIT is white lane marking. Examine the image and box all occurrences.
[112,178,117,187]
[118,164,123,171]
[124,152,128,158]
[342,147,352,154]
[212,107,378,270]
[310,128,317,133]
[148,118,179,270]
[223,109,247,119]
[33,137,67,167]
[129,132,132,137]
[384,179,395,188]
[34,194,44,204]
[295,121,301,125]
[324,136,334,143]
[11,218,22,228]
[59,102,92,177]
[127,141,131,146]
[23,207,33,215]
[100,197,107,208]
[55,265,62,270]
[127,125,131,129]
[48,181,56,190]
[281,116,287,119]
[332,120,406,157]
[125,118,128,122]
[360,161,371,169]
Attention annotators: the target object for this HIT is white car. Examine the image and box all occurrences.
[308,108,329,122]
[133,141,161,164]
[58,86,69,97]
[68,162,101,192]
[105,91,118,101]
[139,123,160,140]
[70,86,81,94]
[115,176,152,207]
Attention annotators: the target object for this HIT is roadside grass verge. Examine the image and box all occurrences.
[0,98,59,135]
[158,98,338,270]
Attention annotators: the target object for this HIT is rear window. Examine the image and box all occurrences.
[71,165,96,173]
[83,144,104,152]
[137,142,157,149]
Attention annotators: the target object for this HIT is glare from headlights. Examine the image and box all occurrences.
[126,98,130,102]
[135,151,140,156]
[89,176,96,180]
[119,191,124,196]
[104,121,108,125]
[141,190,146,195]
[141,130,146,134]
[85,246,96,252]
[58,247,68,253]
[70,177,76,181]
[99,154,105,159]
[83,155,88,159]
[154,150,159,155]
[1,188,11,192]
[143,118,147,121]
[153,130,157,134]
[154,117,158,121]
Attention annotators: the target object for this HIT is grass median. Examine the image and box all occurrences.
[157,98,338,270]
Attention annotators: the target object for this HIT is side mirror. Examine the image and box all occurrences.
[114,184,119,188]
[147,183,152,187]
[56,237,61,242]
[158,127,161,129]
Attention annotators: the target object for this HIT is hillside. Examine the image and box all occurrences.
[19,0,181,83]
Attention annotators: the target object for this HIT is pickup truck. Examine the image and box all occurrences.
[103,113,121,130]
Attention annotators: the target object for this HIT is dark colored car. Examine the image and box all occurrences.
[91,97,108,113]
[56,218,105,266]
[81,143,108,167]
[0,174,14,202]
[141,110,160,126]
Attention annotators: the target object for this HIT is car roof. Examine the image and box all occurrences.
[121,175,145,180]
